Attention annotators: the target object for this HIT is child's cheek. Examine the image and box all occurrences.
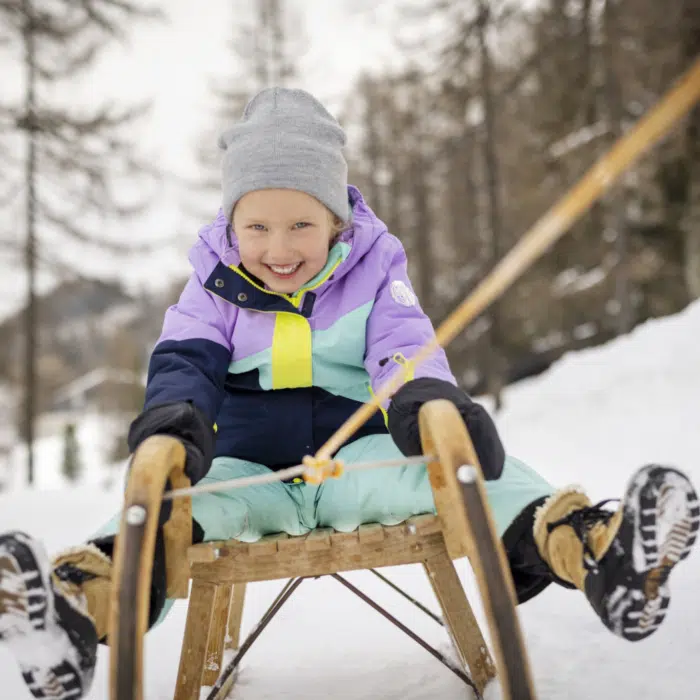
[238,241,259,266]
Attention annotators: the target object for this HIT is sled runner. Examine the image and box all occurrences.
[109,400,536,700]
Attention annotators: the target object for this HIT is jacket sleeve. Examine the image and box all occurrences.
[144,248,234,425]
[364,236,456,408]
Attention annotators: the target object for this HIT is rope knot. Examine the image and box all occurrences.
[302,455,345,484]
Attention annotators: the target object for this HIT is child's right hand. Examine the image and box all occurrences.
[127,401,214,486]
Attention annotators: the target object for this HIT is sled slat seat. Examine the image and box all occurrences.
[187,515,444,584]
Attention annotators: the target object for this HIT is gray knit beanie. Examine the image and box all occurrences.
[217,87,350,222]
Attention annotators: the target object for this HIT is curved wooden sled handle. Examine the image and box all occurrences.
[109,435,192,700]
[419,399,537,700]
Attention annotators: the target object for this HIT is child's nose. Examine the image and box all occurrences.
[267,230,292,259]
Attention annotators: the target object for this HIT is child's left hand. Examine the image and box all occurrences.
[387,378,505,481]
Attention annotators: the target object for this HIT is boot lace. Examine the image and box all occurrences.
[547,498,620,572]
[53,562,97,585]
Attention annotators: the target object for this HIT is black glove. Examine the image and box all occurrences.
[387,377,505,480]
[127,400,215,486]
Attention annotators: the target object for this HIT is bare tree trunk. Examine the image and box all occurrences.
[603,0,633,334]
[580,0,595,125]
[22,0,37,486]
[447,126,477,276]
[269,0,283,85]
[680,0,700,298]
[253,1,293,88]
[477,1,505,410]
[404,126,425,300]
[363,78,384,217]
[684,176,700,298]
[405,77,433,312]
[256,0,271,87]
[386,94,404,242]
[410,153,433,312]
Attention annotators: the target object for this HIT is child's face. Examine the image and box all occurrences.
[233,189,335,293]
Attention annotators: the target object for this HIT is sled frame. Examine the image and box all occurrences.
[198,571,480,700]
[109,399,537,700]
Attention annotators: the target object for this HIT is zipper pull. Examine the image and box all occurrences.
[391,352,416,382]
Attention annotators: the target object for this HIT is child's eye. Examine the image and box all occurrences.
[248,224,266,231]
[292,221,312,230]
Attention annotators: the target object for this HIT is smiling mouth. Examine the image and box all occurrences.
[266,262,302,277]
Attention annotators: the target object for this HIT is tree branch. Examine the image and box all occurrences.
[73,0,163,39]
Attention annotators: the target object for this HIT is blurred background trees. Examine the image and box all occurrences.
[0,0,163,482]
[0,0,697,485]
[344,0,700,397]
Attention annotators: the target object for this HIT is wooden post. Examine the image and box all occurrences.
[226,583,247,651]
[174,580,217,700]
[202,585,234,686]
[423,552,496,692]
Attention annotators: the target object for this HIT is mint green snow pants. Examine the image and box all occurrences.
[187,434,553,542]
[93,433,554,624]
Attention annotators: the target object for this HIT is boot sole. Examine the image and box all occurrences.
[616,466,699,641]
[0,531,84,700]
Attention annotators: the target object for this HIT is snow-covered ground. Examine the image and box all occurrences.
[1,301,699,699]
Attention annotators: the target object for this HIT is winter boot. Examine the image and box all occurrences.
[0,531,112,699]
[533,464,699,641]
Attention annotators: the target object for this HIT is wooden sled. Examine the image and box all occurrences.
[109,400,537,700]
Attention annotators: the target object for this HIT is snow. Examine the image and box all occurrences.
[547,121,610,159]
[2,300,700,698]
[572,322,597,340]
[552,266,607,297]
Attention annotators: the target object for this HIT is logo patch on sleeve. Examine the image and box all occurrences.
[390,280,416,307]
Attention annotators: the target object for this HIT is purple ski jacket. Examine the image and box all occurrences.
[145,185,456,468]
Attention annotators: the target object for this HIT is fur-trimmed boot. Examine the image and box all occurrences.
[0,531,112,699]
[534,464,699,641]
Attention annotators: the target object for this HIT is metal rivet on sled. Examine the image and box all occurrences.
[214,278,224,288]
[456,465,478,484]
[126,505,147,526]
[237,292,248,302]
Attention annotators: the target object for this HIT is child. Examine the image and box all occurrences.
[0,88,697,700]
